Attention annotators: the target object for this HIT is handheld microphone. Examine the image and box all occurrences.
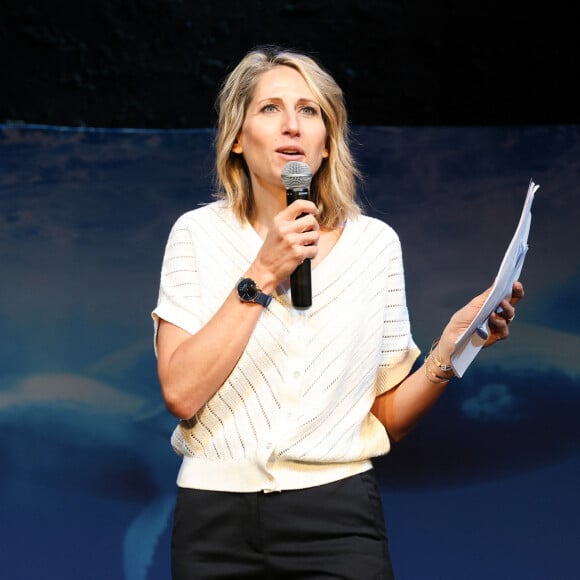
[281,161,313,308]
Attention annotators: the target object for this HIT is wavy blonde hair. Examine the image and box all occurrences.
[214,46,362,228]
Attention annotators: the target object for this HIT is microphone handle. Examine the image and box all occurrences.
[286,187,312,308]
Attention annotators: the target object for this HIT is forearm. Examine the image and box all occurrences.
[371,358,450,442]
[157,289,267,419]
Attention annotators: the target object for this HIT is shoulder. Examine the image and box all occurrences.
[168,200,243,237]
[348,214,401,245]
[172,200,231,228]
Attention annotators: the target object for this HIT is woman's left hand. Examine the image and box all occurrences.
[436,281,525,362]
[483,280,525,346]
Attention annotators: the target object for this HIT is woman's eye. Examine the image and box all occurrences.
[261,104,277,113]
[300,105,318,116]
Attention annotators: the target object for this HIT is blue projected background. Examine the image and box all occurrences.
[0,124,579,580]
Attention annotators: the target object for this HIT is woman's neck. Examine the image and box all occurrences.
[249,186,286,239]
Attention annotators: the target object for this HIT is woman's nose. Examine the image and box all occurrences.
[282,110,300,136]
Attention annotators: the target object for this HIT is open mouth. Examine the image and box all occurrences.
[277,147,305,156]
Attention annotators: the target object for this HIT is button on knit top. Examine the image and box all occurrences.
[152,201,420,493]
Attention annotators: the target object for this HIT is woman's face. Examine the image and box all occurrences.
[232,65,329,197]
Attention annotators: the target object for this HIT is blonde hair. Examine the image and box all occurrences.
[214,46,362,228]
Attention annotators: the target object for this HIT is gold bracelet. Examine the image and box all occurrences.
[428,339,456,376]
[424,356,452,384]
[424,363,451,384]
[423,339,456,384]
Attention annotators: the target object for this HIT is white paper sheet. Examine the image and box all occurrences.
[450,179,539,377]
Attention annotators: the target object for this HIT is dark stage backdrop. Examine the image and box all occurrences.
[1,124,579,580]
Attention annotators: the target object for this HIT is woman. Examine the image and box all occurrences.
[152,45,523,579]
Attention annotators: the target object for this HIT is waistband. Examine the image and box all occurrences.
[176,456,373,493]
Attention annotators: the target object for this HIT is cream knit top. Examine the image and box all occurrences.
[152,201,420,493]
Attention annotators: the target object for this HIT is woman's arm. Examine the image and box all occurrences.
[157,286,266,420]
[372,281,524,442]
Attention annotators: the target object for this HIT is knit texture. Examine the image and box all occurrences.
[152,201,420,492]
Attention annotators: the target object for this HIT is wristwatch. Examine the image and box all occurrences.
[236,277,272,308]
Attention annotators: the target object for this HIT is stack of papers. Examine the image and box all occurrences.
[450,179,539,377]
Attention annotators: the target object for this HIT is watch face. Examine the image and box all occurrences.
[238,278,258,302]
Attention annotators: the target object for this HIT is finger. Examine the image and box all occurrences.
[488,310,510,338]
[297,230,320,251]
[287,199,318,220]
[295,213,319,233]
[292,240,319,265]
[496,300,515,323]
[510,280,525,304]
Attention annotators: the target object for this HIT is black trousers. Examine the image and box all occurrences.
[171,470,395,580]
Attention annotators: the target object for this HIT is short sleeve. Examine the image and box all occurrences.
[373,233,421,395]
[151,217,203,355]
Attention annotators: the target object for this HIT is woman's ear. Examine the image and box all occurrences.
[231,138,243,154]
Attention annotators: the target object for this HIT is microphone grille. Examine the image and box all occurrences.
[281,161,312,189]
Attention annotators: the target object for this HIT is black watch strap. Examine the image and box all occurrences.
[236,277,273,308]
